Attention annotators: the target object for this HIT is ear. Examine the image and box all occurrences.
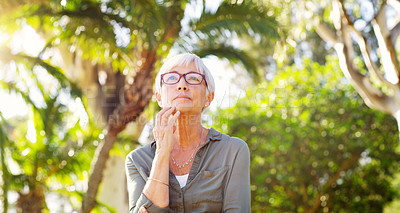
[204,92,214,108]
[155,91,163,107]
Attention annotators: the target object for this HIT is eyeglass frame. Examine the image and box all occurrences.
[160,71,208,87]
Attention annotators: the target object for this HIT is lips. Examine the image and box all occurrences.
[173,94,191,101]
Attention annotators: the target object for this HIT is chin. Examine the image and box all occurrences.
[175,105,193,111]
[175,105,202,113]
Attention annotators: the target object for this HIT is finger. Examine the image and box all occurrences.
[168,110,180,125]
[156,107,172,126]
[164,106,175,116]
[139,207,147,213]
[161,107,175,125]
[156,107,170,125]
[152,128,158,141]
[164,108,180,125]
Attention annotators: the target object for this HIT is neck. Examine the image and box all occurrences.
[173,111,203,150]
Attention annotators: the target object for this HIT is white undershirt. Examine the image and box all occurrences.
[175,174,189,188]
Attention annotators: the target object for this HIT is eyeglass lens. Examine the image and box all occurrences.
[163,73,203,85]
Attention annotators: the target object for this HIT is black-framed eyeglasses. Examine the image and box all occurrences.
[161,71,208,86]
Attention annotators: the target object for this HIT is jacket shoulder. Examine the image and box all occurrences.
[216,130,249,151]
[125,142,154,165]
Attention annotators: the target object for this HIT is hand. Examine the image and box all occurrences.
[139,207,148,213]
[153,106,180,153]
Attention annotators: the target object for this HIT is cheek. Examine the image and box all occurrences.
[160,89,175,104]
[193,92,206,105]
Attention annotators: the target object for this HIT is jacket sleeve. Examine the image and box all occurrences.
[125,153,171,213]
[223,141,251,212]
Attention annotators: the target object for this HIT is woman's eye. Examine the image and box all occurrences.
[187,75,200,82]
[166,75,178,81]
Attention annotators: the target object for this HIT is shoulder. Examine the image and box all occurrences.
[211,128,249,153]
[208,129,250,168]
[125,142,154,165]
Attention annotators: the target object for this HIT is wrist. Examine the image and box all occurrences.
[155,149,171,159]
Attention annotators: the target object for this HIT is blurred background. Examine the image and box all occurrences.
[1,0,400,212]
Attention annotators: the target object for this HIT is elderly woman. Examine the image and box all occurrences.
[125,53,250,213]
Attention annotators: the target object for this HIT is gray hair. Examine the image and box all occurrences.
[154,53,216,96]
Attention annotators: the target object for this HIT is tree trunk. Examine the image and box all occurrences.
[82,51,157,213]
[97,155,129,212]
[16,186,45,213]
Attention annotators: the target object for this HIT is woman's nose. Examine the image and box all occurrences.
[177,85,188,91]
[176,77,188,91]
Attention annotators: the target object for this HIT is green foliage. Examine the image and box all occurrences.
[0,54,104,211]
[0,113,10,212]
[211,57,400,212]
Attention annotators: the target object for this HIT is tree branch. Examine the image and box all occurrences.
[329,2,389,112]
[336,40,394,113]
[353,22,397,89]
[338,0,388,85]
[329,0,398,114]
[307,150,362,213]
[315,23,339,45]
[388,0,400,50]
[371,5,400,85]
[391,22,400,46]
[300,183,309,203]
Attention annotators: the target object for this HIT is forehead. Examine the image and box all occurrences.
[168,61,201,74]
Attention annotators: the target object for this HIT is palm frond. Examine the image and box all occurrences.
[193,45,259,81]
[0,47,82,98]
[190,1,279,40]
[31,3,136,31]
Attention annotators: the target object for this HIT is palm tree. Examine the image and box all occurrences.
[0,49,103,212]
[0,0,280,211]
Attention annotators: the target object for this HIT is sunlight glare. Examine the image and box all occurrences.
[203,56,248,110]
[9,24,46,56]
[0,91,29,119]
[1,24,48,119]
[0,32,10,46]
[26,120,37,143]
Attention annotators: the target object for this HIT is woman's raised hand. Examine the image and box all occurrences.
[139,207,148,213]
[153,106,180,153]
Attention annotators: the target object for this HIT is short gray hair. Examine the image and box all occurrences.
[154,53,215,96]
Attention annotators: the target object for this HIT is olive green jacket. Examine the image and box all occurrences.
[125,128,250,213]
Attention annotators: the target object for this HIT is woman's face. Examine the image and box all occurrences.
[156,62,213,114]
